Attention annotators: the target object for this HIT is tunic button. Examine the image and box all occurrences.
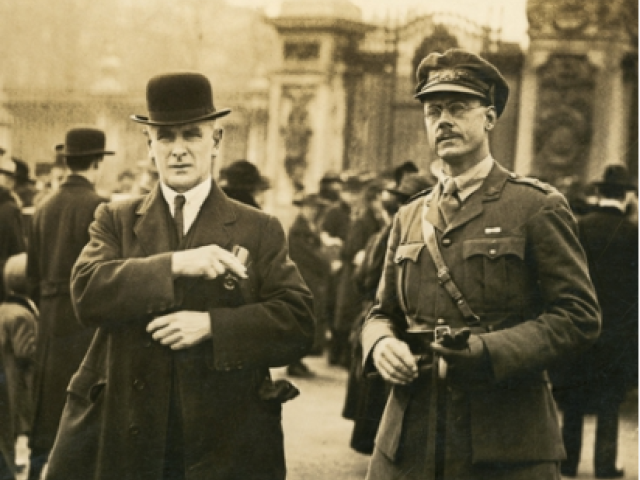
[489,248,497,256]
[129,425,140,436]
[133,379,145,390]
[442,238,452,247]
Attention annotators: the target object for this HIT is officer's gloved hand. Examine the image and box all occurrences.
[430,334,493,385]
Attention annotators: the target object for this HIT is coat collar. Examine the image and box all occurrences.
[133,180,236,255]
[61,174,94,190]
[425,161,510,233]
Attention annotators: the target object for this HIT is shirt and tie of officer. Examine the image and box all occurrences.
[435,154,494,226]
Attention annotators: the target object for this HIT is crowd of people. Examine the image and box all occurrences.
[0,49,636,480]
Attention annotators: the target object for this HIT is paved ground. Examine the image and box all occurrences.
[15,354,638,479]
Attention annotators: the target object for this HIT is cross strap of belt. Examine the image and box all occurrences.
[421,212,481,327]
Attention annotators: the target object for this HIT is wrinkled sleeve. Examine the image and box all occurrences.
[361,215,406,372]
[71,203,176,326]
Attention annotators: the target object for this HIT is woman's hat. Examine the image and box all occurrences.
[593,164,636,190]
[131,73,231,126]
[221,160,270,191]
[58,128,115,157]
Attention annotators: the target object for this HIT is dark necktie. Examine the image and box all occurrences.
[438,179,460,225]
[174,194,186,242]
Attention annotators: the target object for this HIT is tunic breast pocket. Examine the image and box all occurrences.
[393,243,425,314]
[462,237,526,311]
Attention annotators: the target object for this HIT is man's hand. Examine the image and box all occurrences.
[430,334,491,383]
[172,245,248,280]
[147,311,211,350]
[372,337,419,385]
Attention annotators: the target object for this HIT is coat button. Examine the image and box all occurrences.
[129,425,140,436]
[489,248,497,256]
[442,238,452,247]
[133,379,145,390]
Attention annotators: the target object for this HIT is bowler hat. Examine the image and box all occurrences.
[387,172,434,198]
[58,128,115,157]
[131,73,231,126]
[414,48,509,117]
[222,160,270,191]
[593,164,637,190]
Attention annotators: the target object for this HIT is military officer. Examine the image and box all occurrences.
[361,48,600,480]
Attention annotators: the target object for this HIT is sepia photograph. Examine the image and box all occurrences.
[0,0,637,479]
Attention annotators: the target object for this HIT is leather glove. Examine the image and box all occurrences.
[430,334,493,385]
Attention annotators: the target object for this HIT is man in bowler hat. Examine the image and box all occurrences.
[553,164,637,478]
[44,73,314,480]
[27,127,110,480]
[361,48,600,479]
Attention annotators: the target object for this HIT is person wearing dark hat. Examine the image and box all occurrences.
[286,193,332,377]
[26,127,110,480]
[551,164,637,479]
[33,145,68,208]
[344,172,433,456]
[0,156,26,305]
[44,72,314,480]
[220,159,271,209]
[361,48,600,480]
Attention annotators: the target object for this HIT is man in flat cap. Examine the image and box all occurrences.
[26,127,110,480]
[361,48,600,479]
[45,73,314,480]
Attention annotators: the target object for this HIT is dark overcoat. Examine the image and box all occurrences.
[334,207,387,333]
[361,162,601,480]
[44,181,315,480]
[288,214,331,350]
[27,174,105,451]
[552,205,638,409]
[0,187,25,303]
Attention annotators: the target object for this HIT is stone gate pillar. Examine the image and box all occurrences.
[515,0,637,186]
[264,0,371,225]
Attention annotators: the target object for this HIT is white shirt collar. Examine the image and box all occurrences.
[159,178,212,234]
[438,155,494,202]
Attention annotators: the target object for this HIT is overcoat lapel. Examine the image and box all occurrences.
[134,186,173,256]
[188,181,235,251]
[133,181,237,256]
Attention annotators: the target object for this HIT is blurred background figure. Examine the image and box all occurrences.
[287,193,332,377]
[332,175,389,370]
[343,172,434,455]
[392,160,419,187]
[0,156,26,305]
[0,253,38,480]
[26,128,111,480]
[33,146,67,208]
[134,159,160,196]
[320,173,364,367]
[110,169,136,202]
[12,159,37,213]
[220,159,271,209]
[11,159,38,247]
[552,164,638,479]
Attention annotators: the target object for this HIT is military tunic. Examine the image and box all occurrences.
[362,161,600,480]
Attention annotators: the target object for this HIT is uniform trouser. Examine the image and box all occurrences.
[562,402,620,472]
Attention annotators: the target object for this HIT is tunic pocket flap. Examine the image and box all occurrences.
[394,243,424,264]
[67,366,107,403]
[463,237,525,260]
